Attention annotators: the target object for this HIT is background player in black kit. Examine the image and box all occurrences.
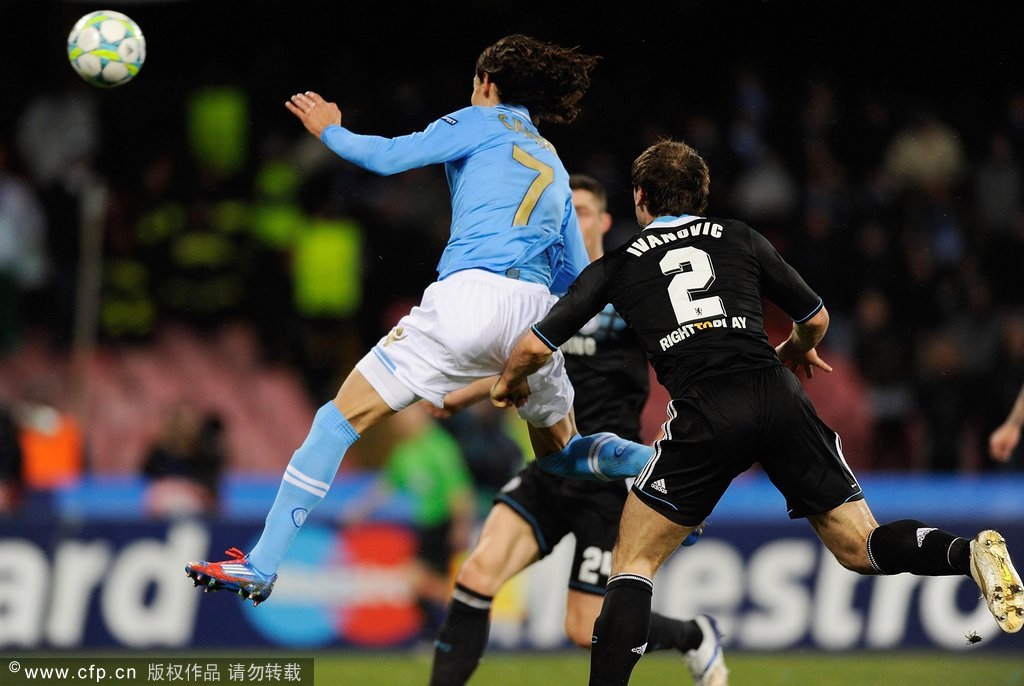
[492,141,1023,686]
[428,175,727,686]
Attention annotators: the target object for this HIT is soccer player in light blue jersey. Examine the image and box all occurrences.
[185,35,655,605]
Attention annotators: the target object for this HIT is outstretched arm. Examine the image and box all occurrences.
[990,382,1024,462]
[287,93,485,176]
[775,307,833,379]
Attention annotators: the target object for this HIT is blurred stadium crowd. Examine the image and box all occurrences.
[1,3,1023,523]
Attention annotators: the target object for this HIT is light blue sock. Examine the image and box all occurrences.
[536,432,654,481]
[247,402,359,575]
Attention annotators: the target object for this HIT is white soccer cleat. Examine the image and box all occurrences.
[684,614,729,686]
[970,530,1024,633]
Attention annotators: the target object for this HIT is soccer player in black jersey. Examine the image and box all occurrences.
[428,175,727,686]
[493,141,1023,686]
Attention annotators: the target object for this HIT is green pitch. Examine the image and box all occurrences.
[316,650,1024,685]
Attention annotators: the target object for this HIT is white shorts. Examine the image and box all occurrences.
[355,269,574,427]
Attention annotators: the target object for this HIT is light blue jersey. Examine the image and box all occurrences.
[321,104,587,292]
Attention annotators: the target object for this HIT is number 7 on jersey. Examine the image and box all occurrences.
[511,145,554,226]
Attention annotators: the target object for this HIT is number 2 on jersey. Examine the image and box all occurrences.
[512,145,554,225]
[659,246,726,324]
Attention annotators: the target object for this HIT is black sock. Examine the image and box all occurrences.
[429,583,493,686]
[867,519,971,576]
[647,613,703,653]
[590,574,653,686]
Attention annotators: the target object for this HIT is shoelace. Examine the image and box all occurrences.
[224,547,247,561]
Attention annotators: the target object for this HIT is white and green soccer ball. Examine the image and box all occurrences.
[67,10,146,88]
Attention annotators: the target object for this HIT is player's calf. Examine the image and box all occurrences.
[865,519,970,576]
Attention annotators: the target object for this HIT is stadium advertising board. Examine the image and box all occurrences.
[0,519,1019,651]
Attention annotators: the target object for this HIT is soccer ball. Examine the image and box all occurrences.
[67,10,146,88]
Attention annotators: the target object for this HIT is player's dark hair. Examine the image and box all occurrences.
[569,174,607,211]
[630,140,710,216]
[476,35,599,124]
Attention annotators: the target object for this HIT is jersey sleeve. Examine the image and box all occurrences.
[549,196,589,295]
[320,106,486,176]
[533,255,615,350]
[751,228,823,322]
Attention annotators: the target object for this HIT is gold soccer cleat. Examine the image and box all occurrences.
[970,530,1024,633]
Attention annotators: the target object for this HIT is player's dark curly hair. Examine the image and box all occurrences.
[476,35,599,124]
[631,140,710,217]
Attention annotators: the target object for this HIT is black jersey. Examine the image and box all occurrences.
[562,303,649,441]
[536,215,822,396]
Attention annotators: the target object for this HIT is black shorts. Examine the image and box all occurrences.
[633,365,864,526]
[417,521,454,575]
[495,461,627,595]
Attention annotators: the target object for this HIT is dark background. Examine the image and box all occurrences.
[3,0,1024,475]
[9,0,1021,213]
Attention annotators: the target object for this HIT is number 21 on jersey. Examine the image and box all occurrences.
[659,246,726,324]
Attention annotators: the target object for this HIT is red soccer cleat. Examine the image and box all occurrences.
[185,547,278,607]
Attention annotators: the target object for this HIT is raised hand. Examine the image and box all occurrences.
[284,91,342,138]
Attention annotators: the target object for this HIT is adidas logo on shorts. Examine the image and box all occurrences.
[650,478,668,494]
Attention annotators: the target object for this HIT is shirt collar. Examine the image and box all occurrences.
[643,215,702,232]
[497,103,532,120]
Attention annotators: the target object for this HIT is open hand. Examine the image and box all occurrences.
[285,91,342,138]
[775,338,833,379]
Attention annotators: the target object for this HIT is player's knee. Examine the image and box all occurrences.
[454,553,501,597]
[610,547,663,580]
